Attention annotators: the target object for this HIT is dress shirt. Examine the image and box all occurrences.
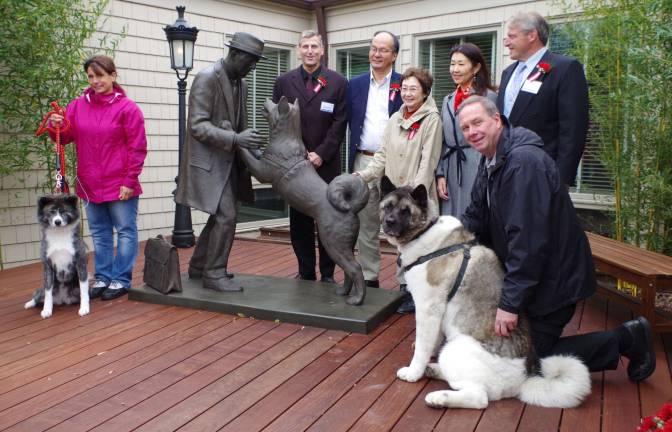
[503,47,548,117]
[359,70,392,153]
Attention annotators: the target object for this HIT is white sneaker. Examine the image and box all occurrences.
[90,279,108,289]
[108,281,126,290]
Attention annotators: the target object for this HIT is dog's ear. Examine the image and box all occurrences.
[38,196,50,211]
[278,96,290,115]
[65,195,78,208]
[380,176,396,198]
[411,184,428,209]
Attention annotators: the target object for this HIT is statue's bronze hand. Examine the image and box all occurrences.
[236,128,265,150]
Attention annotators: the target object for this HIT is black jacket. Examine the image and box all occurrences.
[461,121,596,317]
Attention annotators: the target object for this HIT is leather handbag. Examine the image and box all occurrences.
[143,235,182,294]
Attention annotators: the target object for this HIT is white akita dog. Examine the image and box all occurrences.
[379,176,591,409]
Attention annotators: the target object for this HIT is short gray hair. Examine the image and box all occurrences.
[299,30,323,47]
[508,12,549,45]
[456,95,499,117]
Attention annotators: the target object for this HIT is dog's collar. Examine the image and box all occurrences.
[399,240,475,303]
[409,216,438,242]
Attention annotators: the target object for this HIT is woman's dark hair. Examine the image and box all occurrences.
[401,67,434,97]
[450,43,495,95]
[83,55,122,90]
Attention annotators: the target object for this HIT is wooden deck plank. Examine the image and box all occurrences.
[559,296,608,432]
[93,324,312,431]
[0,305,187,393]
[0,300,157,359]
[42,319,285,432]
[307,330,416,432]
[390,380,449,432]
[259,315,416,432]
[0,238,667,432]
[175,329,348,431]
[0,309,221,430]
[218,319,398,432]
[129,324,323,432]
[602,301,641,432]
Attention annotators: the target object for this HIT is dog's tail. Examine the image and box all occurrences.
[326,174,370,213]
[519,355,591,408]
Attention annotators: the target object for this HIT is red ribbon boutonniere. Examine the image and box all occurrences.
[407,122,421,140]
[528,62,552,81]
[314,76,327,93]
[389,82,401,101]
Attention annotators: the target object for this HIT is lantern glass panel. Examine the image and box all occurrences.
[171,40,186,69]
[184,40,194,69]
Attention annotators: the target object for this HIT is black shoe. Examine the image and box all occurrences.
[365,279,380,288]
[621,317,656,381]
[396,284,415,314]
[89,279,108,298]
[294,274,316,281]
[101,282,129,301]
[321,276,336,284]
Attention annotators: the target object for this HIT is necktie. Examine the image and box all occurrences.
[503,64,527,117]
[306,75,313,95]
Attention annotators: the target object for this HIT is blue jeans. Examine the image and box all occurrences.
[85,197,139,288]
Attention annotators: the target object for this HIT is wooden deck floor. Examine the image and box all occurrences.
[1,237,670,432]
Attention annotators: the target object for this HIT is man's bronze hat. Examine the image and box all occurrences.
[225,32,267,60]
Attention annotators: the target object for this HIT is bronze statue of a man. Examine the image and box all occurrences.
[175,32,266,292]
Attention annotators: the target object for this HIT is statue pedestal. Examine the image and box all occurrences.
[129,274,405,334]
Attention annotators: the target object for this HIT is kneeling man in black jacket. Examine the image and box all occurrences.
[458,95,655,381]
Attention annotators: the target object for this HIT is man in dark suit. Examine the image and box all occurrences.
[347,30,403,290]
[272,30,348,282]
[497,11,589,186]
[175,32,266,292]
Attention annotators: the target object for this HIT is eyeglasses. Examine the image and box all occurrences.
[369,46,393,55]
[401,86,421,93]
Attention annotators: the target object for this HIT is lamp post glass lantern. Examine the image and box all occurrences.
[165,5,198,247]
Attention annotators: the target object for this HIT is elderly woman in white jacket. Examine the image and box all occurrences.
[355,67,443,314]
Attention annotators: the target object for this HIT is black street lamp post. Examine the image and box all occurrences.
[164,5,198,248]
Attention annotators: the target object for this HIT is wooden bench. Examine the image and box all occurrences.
[587,232,672,332]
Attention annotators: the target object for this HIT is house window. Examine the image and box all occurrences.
[336,46,372,172]
[419,32,496,99]
[246,47,290,141]
[549,24,611,194]
[239,46,291,223]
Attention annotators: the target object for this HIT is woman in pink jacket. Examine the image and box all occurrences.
[50,55,147,300]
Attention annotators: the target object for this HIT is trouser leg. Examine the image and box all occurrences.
[85,201,114,283]
[317,229,335,279]
[354,153,381,281]
[529,303,620,372]
[190,215,215,271]
[108,197,139,287]
[202,180,237,279]
[290,207,316,280]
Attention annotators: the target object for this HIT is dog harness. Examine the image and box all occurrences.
[399,240,475,303]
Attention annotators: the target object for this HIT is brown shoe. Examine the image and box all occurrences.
[202,277,243,292]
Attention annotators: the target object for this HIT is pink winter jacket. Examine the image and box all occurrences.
[52,85,147,203]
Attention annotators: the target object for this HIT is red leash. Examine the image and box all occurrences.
[36,101,71,194]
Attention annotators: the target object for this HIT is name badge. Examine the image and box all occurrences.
[521,80,542,94]
[320,101,335,113]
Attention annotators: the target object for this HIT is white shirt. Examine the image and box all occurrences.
[503,47,548,117]
[359,70,392,152]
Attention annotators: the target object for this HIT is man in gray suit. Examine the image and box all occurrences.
[175,32,266,292]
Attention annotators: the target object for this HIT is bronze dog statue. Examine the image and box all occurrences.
[237,97,369,305]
